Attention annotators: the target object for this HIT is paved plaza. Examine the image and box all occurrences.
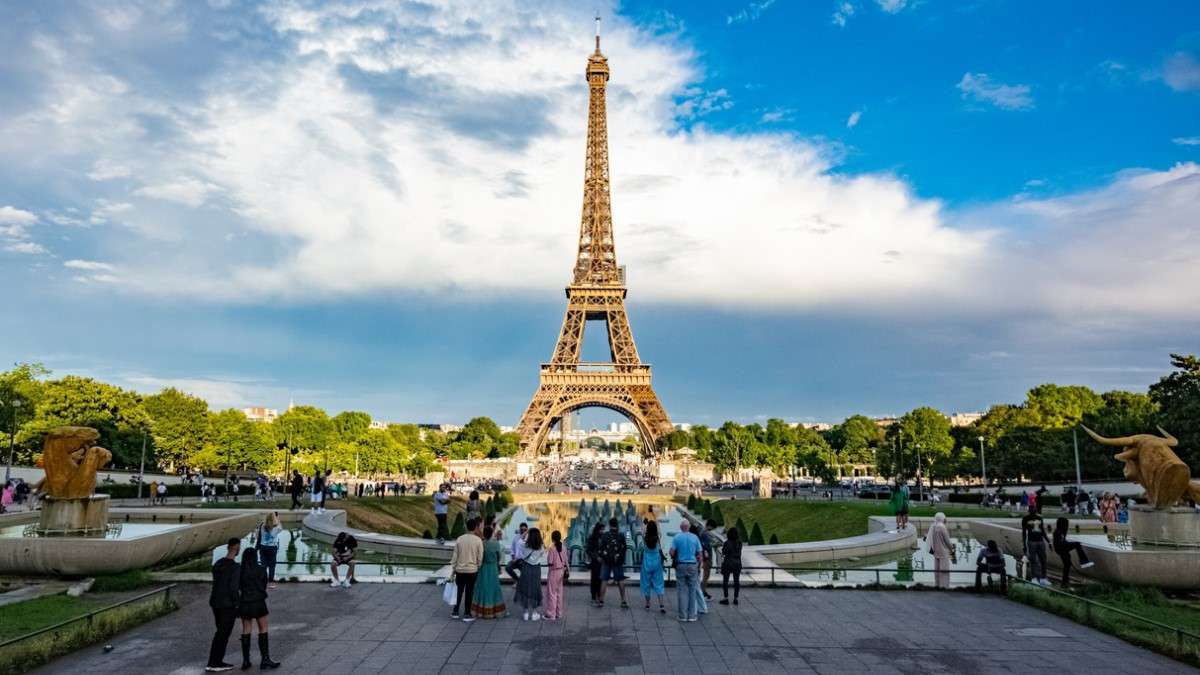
[34,582,1189,675]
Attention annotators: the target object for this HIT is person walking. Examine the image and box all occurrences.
[1052,516,1094,586]
[449,518,484,621]
[586,522,605,607]
[639,521,666,613]
[1021,504,1050,586]
[257,513,282,589]
[671,520,702,622]
[545,530,569,620]
[237,547,281,670]
[597,518,629,609]
[433,484,451,544]
[206,538,242,672]
[719,526,743,605]
[289,471,303,511]
[927,512,955,589]
[515,527,547,621]
[471,524,507,619]
[889,482,910,531]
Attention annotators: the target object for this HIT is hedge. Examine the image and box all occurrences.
[94,483,208,499]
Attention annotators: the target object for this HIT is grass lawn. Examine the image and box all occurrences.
[709,500,1018,544]
[1009,583,1200,666]
[341,496,466,538]
[0,595,106,641]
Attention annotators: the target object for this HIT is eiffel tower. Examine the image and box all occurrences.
[516,22,673,457]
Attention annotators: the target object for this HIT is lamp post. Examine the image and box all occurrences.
[915,442,924,501]
[977,435,987,488]
[5,399,21,484]
[137,429,148,501]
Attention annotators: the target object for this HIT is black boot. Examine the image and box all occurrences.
[239,635,252,670]
[258,633,280,670]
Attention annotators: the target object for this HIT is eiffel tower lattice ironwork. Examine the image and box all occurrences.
[516,23,673,457]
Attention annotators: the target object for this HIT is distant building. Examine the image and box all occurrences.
[800,422,833,432]
[368,420,394,430]
[243,407,278,423]
[673,423,693,432]
[949,412,984,427]
[873,417,899,428]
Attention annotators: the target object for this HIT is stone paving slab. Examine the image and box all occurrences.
[32,583,1191,674]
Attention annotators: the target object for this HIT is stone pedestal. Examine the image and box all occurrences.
[36,494,110,536]
[1129,505,1200,547]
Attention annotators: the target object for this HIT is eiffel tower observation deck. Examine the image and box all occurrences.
[516,19,674,458]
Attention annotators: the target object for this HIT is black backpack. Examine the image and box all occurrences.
[599,530,626,566]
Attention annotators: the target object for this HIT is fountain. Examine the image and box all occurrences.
[33,427,113,535]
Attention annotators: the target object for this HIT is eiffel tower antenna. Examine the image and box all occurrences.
[516,27,673,458]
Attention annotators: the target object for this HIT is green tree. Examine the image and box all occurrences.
[829,415,883,464]
[0,363,49,463]
[1078,390,1159,479]
[450,512,466,538]
[493,432,521,458]
[273,406,336,472]
[333,411,372,443]
[1150,354,1200,468]
[897,407,954,483]
[197,409,277,472]
[749,522,765,546]
[143,388,210,472]
[19,376,151,467]
[733,517,749,541]
[689,425,715,461]
[1025,384,1104,429]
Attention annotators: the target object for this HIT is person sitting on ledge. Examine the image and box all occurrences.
[974,539,1007,593]
[330,532,357,588]
[1052,517,1094,587]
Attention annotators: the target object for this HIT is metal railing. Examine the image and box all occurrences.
[0,584,177,651]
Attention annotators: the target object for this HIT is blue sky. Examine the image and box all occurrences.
[1,1,1198,427]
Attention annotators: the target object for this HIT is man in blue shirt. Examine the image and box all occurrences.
[670,519,703,621]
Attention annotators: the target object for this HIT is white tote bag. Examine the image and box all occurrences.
[441,579,457,606]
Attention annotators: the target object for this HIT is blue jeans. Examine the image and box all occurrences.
[676,562,698,619]
[259,545,278,582]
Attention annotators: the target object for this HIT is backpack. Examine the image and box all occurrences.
[599,530,626,566]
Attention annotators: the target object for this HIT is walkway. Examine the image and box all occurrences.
[36,583,1188,674]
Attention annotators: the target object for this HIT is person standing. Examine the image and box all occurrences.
[597,518,629,609]
[289,471,303,511]
[890,483,910,531]
[639,521,666,613]
[206,538,242,672]
[699,520,715,599]
[471,525,507,619]
[671,520,702,622]
[1052,516,1094,586]
[320,470,332,512]
[466,490,483,524]
[237,547,281,670]
[433,484,451,544]
[1021,504,1050,586]
[157,481,168,505]
[309,471,322,513]
[258,512,282,589]
[449,518,484,621]
[586,522,605,607]
[515,527,547,621]
[544,530,569,620]
[506,522,529,586]
[719,526,743,605]
[927,512,955,589]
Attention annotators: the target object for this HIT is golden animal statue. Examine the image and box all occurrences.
[1082,426,1200,509]
[39,426,112,500]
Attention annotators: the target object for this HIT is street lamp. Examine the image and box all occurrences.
[915,443,924,501]
[977,436,987,488]
[137,429,148,501]
[5,399,22,484]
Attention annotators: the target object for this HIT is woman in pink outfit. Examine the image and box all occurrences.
[545,530,569,620]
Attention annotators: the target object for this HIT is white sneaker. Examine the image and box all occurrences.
[1080,562,1095,569]
[531,612,541,621]
[523,611,530,621]
[330,580,340,588]
[342,579,352,588]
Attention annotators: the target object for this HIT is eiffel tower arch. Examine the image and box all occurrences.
[516,24,673,458]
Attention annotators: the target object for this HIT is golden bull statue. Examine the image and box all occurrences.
[1082,426,1200,509]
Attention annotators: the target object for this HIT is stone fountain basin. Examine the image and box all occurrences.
[969,520,1200,590]
[0,508,258,577]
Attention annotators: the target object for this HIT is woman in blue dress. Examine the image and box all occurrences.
[640,521,666,613]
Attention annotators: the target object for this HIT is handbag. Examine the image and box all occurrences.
[441,579,457,606]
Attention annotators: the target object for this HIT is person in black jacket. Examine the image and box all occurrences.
[207,538,242,672]
[719,527,743,605]
[586,522,605,607]
[237,547,280,670]
[289,471,303,511]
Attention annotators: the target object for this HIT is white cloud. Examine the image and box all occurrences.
[0,206,38,226]
[121,374,288,410]
[832,2,855,27]
[134,177,218,207]
[1173,136,1200,146]
[64,259,115,271]
[846,110,863,128]
[5,241,47,254]
[1162,52,1200,92]
[876,0,908,13]
[727,0,777,25]
[0,1,1197,323]
[760,108,792,123]
[957,73,1034,110]
[86,158,132,180]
